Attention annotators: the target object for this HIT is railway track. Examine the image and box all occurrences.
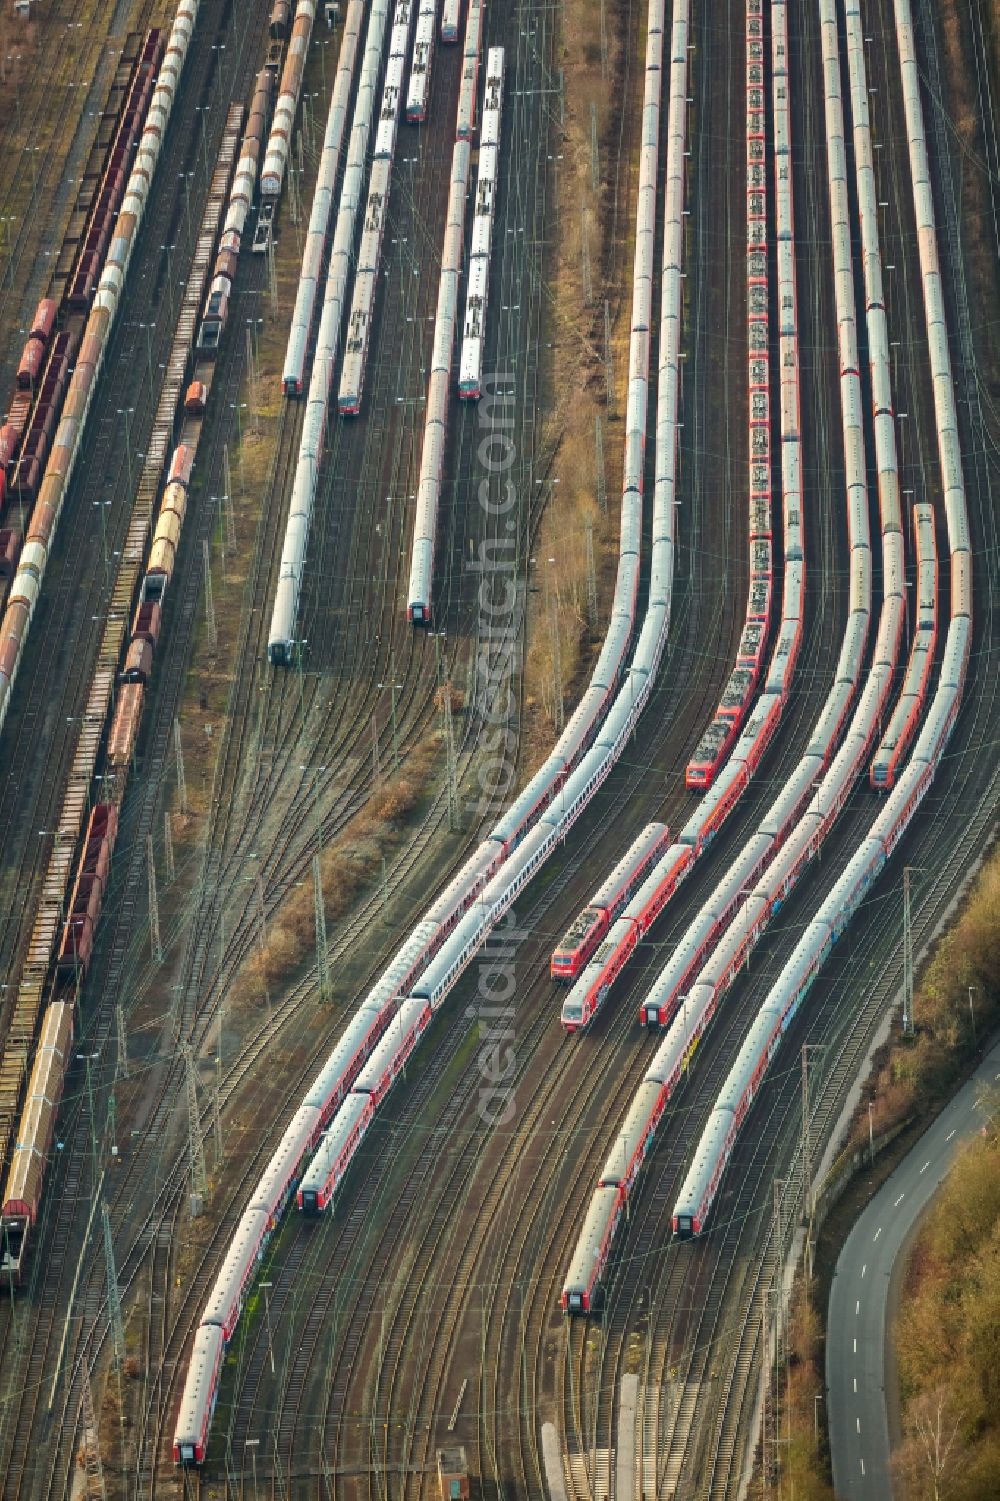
[4,0,998,1498]
[0,0,162,393]
[212,0,858,1483]
[0,5,279,1495]
[614,0,1000,1492]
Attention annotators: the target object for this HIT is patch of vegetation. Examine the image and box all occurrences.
[892,1114,1000,1499]
[747,1284,835,1501]
[247,736,442,995]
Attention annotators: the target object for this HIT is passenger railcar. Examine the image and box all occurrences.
[336,0,414,416]
[666,0,970,1244]
[180,0,692,1458]
[405,0,437,122]
[551,822,669,980]
[561,1186,620,1313]
[458,48,504,401]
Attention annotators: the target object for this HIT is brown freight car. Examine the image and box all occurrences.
[0,1001,74,1280]
[107,680,144,766]
[121,636,153,683]
[184,380,207,414]
[15,336,44,391]
[29,298,57,344]
[132,599,162,645]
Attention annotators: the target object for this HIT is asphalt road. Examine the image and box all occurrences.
[826,1033,1000,1499]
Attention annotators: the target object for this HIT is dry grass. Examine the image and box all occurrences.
[519,0,636,764]
[245,736,442,997]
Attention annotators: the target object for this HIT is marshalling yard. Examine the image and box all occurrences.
[0,0,996,1499]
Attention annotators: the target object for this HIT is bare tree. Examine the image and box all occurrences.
[893,1386,967,1501]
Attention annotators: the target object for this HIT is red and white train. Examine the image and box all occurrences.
[686,22,776,790]
[550,822,670,981]
[559,0,803,1038]
[672,0,971,1240]
[176,0,694,1459]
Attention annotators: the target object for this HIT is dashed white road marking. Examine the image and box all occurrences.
[853,1337,857,1353]
[946,1129,956,1141]
[861,1263,866,1277]
[873,1226,882,1241]
[894,1193,905,1207]
[920,1161,930,1173]
[856,1300,860,1315]
[861,1458,866,1476]
[857,1417,862,1433]
[853,1377,858,1392]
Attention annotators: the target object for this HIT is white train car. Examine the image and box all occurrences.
[441,0,461,42]
[670,0,972,1242]
[458,49,504,399]
[405,141,470,622]
[455,0,483,138]
[337,0,414,415]
[283,0,364,395]
[406,0,437,122]
[268,0,393,662]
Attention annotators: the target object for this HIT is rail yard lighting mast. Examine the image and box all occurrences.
[260,1281,275,1375]
[245,1437,259,1501]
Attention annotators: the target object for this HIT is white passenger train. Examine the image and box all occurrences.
[458,48,504,399]
[338,0,415,414]
[670,0,970,1240]
[406,0,483,622]
[282,0,364,396]
[440,0,460,43]
[565,0,905,1307]
[405,0,437,122]
[560,0,804,1040]
[176,0,692,1460]
[268,0,393,663]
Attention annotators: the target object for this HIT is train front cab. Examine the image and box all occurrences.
[561,997,584,1033]
[562,1284,599,1316]
[673,1212,695,1239]
[0,1214,28,1285]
